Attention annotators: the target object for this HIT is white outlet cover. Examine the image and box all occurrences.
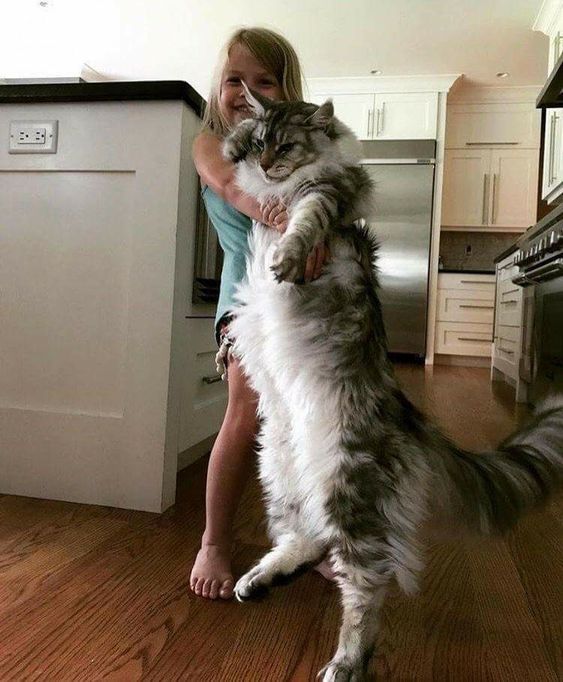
[9,120,58,154]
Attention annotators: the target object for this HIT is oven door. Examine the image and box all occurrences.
[530,275,563,405]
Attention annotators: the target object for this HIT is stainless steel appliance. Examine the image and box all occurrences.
[362,139,436,357]
[192,185,222,304]
[513,204,563,405]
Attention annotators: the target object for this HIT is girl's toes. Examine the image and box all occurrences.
[219,579,235,599]
[208,579,220,600]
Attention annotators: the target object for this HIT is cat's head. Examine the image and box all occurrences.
[223,84,348,184]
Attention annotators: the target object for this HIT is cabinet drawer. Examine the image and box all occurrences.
[438,273,495,291]
[178,317,227,453]
[494,324,521,365]
[437,289,495,324]
[497,285,523,327]
[435,322,493,356]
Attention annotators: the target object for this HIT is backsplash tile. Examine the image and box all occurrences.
[439,231,519,271]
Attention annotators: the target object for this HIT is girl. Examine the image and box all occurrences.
[190,27,330,600]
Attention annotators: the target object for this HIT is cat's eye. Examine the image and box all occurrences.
[277,143,295,154]
[254,139,265,150]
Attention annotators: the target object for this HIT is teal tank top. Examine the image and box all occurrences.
[201,186,253,334]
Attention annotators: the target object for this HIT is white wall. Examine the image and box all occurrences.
[0,0,548,96]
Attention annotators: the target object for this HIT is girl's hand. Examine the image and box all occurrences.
[261,199,288,233]
[304,242,331,282]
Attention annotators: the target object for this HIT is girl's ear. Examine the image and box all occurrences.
[310,100,334,129]
[241,81,271,117]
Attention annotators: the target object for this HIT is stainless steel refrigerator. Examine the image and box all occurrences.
[361,140,436,358]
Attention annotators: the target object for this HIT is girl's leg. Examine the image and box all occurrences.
[189,354,259,600]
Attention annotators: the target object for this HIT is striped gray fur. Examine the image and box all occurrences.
[223,91,563,682]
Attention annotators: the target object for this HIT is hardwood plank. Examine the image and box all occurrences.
[0,365,560,681]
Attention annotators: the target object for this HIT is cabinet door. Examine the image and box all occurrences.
[312,93,374,139]
[441,149,491,227]
[373,93,438,139]
[490,149,538,228]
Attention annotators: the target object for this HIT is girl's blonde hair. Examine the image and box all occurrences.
[202,27,304,137]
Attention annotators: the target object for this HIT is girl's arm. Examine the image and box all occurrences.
[193,132,282,226]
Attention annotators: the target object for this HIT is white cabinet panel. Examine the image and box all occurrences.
[314,93,373,139]
[374,93,438,139]
[178,318,227,453]
[435,322,493,356]
[491,149,538,228]
[442,149,491,227]
[445,104,540,148]
[437,289,495,324]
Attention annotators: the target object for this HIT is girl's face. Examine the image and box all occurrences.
[220,43,284,126]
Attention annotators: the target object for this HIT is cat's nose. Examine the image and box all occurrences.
[260,160,272,172]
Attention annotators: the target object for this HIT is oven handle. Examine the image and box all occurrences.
[512,258,563,286]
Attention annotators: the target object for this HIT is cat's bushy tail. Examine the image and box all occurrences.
[437,395,563,534]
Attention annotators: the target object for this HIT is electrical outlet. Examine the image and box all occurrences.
[9,120,58,154]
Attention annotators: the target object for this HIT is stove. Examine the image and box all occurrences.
[512,205,563,405]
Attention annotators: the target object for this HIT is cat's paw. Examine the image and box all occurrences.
[234,567,270,602]
[317,659,366,682]
[270,237,308,283]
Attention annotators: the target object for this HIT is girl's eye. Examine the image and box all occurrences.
[254,139,265,150]
[277,143,294,154]
[226,77,240,84]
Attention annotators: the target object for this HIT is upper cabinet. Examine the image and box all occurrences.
[310,91,438,140]
[445,103,540,148]
[442,98,541,232]
[442,148,538,229]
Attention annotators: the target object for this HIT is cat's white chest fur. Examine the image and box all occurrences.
[230,224,353,543]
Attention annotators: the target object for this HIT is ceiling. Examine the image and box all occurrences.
[1,0,549,96]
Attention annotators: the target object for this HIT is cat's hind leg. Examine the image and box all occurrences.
[318,560,390,682]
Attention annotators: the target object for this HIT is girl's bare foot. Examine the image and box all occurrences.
[314,557,338,582]
[190,543,234,600]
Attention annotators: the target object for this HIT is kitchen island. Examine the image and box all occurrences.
[0,81,226,512]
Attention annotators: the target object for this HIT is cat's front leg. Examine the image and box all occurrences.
[234,534,325,601]
[271,192,336,283]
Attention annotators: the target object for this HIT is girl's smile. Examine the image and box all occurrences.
[220,43,283,126]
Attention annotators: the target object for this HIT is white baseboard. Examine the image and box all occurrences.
[434,354,491,368]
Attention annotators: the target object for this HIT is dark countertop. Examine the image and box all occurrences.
[0,80,205,118]
[440,269,495,275]
[493,242,519,264]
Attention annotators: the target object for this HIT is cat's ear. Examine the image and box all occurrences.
[310,100,334,129]
[241,81,271,117]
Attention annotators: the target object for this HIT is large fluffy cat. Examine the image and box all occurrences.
[223,87,563,682]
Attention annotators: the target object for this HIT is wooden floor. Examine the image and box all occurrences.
[1,365,561,681]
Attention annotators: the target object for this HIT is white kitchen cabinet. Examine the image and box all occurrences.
[442,148,538,229]
[491,252,525,399]
[312,91,438,140]
[445,103,540,149]
[435,273,495,357]
[0,94,226,513]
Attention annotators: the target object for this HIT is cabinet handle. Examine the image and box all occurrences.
[482,174,489,224]
[491,173,498,224]
[459,304,494,309]
[460,280,494,284]
[458,336,492,342]
[549,112,556,186]
[465,142,519,146]
[367,109,373,138]
[202,374,222,385]
[379,105,384,135]
[500,299,518,305]
[499,347,515,355]
[552,114,560,184]
[375,108,381,136]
